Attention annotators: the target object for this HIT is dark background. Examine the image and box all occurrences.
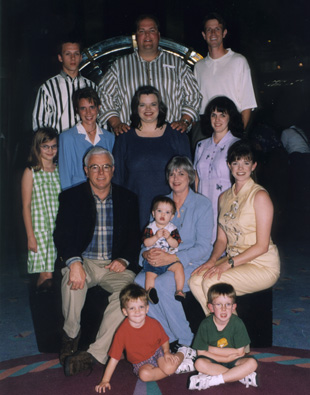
[0,0,309,258]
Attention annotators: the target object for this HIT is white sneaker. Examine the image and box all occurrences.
[177,346,197,360]
[239,372,258,388]
[188,373,211,390]
[175,358,195,374]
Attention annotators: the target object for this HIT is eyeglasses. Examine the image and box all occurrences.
[88,164,113,172]
[41,144,58,151]
[212,303,233,309]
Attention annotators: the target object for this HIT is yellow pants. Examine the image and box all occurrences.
[188,257,279,316]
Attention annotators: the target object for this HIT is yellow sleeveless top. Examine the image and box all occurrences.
[219,178,280,273]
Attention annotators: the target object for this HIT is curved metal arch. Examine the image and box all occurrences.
[80,35,203,84]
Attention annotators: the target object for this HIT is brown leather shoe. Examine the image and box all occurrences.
[64,350,95,376]
[59,330,81,366]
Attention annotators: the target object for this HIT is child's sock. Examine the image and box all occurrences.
[208,374,225,386]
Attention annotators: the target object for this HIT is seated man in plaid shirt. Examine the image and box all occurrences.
[54,147,140,376]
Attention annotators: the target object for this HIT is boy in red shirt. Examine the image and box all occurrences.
[95,283,187,393]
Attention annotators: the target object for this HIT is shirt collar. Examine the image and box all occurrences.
[60,70,81,80]
[134,47,163,63]
[76,121,102,135]
[212,131,233,146]
[91,184,113,202]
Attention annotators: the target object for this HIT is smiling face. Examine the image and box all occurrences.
[228,157,257,182]
[136,18,160,54]
[152,202,175,228]
[208,294,236,326]
[122,298,149,328]
[78,98,99,128]
[58,42,82,77]
[168,168,190,195]
[84,154,114,196]
[137,94,159,125]
[40,138,58,162]
[210,109,230,136]
[202,19,227,49]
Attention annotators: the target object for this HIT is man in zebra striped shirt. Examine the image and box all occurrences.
[32,40,97,134]
[98,15,201,136]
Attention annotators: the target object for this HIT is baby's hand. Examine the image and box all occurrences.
[95,382,111,393]
[161,229,171,239]
[156,229,165,239]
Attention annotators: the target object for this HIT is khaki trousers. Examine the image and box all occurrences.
[188,258,279,316]
[61,258,135,364]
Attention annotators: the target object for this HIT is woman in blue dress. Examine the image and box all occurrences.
[113,86,191,230]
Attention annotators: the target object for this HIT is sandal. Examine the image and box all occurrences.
[175,290,186,302]
[147,288,159,304]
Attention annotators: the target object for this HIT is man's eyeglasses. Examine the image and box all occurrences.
[41,144,58,151]
[88,164,113,173]
[212,303,233,309]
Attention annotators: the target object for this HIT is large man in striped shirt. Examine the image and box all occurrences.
[32,40,97,133]
[98,15,202,135]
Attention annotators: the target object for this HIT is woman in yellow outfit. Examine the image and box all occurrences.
[189,140,280,315]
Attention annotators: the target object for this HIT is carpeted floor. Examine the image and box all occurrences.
[1,347,310,395]
[1,239,309,364]
[0,227,309,394]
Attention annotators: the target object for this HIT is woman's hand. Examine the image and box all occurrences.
[202,259,230,280]
[191,259,215,276]
[143,248,176,267]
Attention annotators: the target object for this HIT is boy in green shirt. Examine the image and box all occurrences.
[188,283,258,390]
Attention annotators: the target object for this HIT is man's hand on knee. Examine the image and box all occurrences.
[106,258,127,273]
[67,261,86,290]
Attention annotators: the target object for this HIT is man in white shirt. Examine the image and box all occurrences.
[32,40,97,133]
[192,13,257,148]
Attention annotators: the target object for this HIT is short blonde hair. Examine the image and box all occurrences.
[120,283,148,309]
[207,283,236,304]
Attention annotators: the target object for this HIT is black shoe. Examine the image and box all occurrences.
[36,279,53,294]
[170,341,186,354]
[64,351,95,377]
[59,330,81,366]
[147,288,159,304]
[174,290,186,302]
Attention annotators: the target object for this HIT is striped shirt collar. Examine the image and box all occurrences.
[134,47,163,63]
[59,69,81,81]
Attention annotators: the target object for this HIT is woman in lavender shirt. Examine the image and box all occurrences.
[194,96,243,242]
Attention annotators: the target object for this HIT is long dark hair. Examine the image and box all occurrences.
[130,85,167,129]
[202,96,244,138]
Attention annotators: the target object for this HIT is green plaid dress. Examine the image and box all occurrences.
[27,167,61,273]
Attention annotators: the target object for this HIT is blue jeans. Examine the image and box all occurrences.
[135,268,194,346]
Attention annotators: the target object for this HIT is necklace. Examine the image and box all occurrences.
[85,125,97,135]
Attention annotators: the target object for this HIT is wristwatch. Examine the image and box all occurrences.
[181,119,191,127]
[228,257,235,268]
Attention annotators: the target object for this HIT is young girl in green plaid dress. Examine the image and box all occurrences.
[21,128,61,290]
